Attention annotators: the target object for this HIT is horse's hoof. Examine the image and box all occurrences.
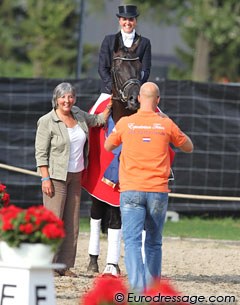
[87,263,99,273]
[102,264,121,277]
[87,254,99,273]
[87,261,99,273]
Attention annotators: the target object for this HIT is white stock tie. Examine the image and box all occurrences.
[122,32,134,48]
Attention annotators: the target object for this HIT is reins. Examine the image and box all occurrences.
[113,56,140,61]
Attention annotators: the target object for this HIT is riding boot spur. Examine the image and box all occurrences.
[87,218,101,273]
[103,228,122,276]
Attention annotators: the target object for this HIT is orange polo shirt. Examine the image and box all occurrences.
[107,110,188,192]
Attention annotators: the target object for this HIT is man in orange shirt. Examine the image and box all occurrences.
[104,82,193,291]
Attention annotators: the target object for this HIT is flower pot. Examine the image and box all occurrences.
[0,241,55,266]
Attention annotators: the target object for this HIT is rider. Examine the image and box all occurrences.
[98,4,151,96]
[87,4,152,276]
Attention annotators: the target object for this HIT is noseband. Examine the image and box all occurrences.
[111,56,141,104]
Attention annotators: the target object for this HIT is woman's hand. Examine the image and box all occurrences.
[42,179,54,198]
[103,96,113,121]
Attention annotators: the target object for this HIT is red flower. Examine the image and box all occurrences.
[42,223,65,239]
[2,193,10,206]
[81,291,99,305]
[80,276,188,305]
[0,205,21,231]
[2,218,13,230]
[144,277,189,305]
[80,275,128,305]
[0,184,6,192]
[0,183,10,208]
[19,223,34,234]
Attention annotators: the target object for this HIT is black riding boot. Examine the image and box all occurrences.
[87,254,99,273]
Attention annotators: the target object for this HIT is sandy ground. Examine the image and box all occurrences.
[55,232,240,305]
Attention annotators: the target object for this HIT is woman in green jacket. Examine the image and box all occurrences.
[35,82,111,277]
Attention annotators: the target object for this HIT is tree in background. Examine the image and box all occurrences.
[0,0,98,78]
[20,0,78,78]
[128,0,240,82]
[0,1,26,77]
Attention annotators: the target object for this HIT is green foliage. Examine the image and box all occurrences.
[130,0,240,81]
[0,1,23,74]
[0,0,98,78]
[18,0,78,77]
[164,217,240,240]
[80,217,90,232]
[80,216,240,241]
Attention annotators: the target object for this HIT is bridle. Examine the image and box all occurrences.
[111,55,141,104]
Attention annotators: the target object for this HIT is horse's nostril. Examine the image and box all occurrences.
[128,97,138,108]
[129,97,137,104]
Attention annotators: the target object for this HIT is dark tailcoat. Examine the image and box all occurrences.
[98,31,151,94]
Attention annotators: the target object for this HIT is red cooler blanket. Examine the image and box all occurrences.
[82,97,175,207]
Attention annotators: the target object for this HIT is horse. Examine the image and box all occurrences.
[82,36,142,276]
[110,39,142,123]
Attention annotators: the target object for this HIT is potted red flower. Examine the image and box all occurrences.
[0,205,65,265]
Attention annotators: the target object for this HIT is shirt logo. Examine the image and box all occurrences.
[128,123,165,130]
[142,137,151,142]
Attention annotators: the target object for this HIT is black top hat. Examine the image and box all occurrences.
[116,5,139,18]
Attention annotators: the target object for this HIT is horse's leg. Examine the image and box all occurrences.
[87,197,107,273]
[102,205,122,276]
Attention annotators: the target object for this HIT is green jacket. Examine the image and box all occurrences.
[35,106,105,181]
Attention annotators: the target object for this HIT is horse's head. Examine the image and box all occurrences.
[111,37,142,112]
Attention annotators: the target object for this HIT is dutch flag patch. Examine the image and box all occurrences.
[142,137,151,142]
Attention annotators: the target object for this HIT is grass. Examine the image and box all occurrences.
[79,216,240,241]
[163,216,240,241]
[79,217,91,232]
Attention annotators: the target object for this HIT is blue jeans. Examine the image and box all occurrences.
[120,191,168,291]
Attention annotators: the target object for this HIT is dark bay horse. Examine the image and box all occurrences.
[110,37,142,123]
[82,37,142,275]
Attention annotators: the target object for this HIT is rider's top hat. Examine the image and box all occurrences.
[116,5,139,18]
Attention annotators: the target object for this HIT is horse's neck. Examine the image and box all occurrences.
[112,101,135,124]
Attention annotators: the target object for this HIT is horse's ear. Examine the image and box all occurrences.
[130,36,141,53]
